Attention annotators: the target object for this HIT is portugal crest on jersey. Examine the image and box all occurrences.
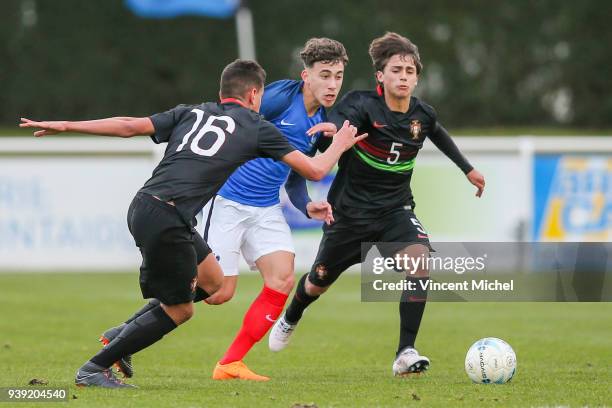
[410,120,421,140]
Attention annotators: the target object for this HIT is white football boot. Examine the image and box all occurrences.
[392,347,430,376]
[268,314,296,352]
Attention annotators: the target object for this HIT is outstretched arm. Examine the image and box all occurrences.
[429,122,485,197]
[19,117,155,138]
[429,122,473,174]
[281,121,367,181]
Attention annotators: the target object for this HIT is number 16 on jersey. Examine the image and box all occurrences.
[177,110,236,156]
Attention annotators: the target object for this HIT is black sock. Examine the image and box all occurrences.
[125,299,161,324]
[284,274,319,324]
[397,277,427,355]
[193,287,211,302]
[91,307,177,368]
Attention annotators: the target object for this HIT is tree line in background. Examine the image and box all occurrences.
[1,0,610,128]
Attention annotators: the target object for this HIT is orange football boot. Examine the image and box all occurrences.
[212,361,270,381]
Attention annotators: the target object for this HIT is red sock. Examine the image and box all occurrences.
[219,286,288,364]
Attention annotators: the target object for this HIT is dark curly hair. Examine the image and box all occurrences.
[300,38,349,68]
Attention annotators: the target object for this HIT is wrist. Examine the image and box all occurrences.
[305,200,313,218]
[329,138,348,153]
[463,165,474,175]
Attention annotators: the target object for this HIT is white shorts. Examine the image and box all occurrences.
[198,195,295,276]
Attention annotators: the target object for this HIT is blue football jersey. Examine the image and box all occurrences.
[218,80,325,207]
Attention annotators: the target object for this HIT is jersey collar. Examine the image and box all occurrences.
[220,97,247,108]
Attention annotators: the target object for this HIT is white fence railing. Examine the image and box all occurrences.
[1,136,611,271]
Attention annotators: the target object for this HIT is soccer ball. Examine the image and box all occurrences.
[465,337,517,384]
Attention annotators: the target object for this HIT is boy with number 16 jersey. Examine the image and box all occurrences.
[21,59,365,388]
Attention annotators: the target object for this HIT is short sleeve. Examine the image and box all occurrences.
[257,121,296,160]
[328,91,365,130]
[260,80,301,121]
[149,105,186,144]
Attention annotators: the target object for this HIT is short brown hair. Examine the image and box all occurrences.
[300,38,349,68]
[369,32,423,74]
[219,59,266,99]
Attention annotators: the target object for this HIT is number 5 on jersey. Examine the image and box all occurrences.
[388,142,402,164]
[411,217,427,235]
[177,109,235,156]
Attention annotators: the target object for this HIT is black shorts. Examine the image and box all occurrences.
[127,193,212,305]
[307,207,432,287]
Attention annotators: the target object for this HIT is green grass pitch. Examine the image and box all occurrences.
[0,272,610,407]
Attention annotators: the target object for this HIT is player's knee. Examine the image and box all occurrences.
[277,270,296,294]
[177,303,194,322]
[407,262,429,278]
[263,269,295,294]
[183,304,195,321]
[163,302,194,325]
[400,244,430,278]
[284,272,296,290]
[205,290,234,305]
[207,275,224,295]
[204,279,237,305]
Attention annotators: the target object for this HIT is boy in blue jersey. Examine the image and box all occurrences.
[200,38,349,381]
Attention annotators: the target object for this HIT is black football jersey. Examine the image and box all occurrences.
[326,89,438,218]
[139,101,295,224]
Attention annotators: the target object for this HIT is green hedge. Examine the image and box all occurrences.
[2,0,611,128]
